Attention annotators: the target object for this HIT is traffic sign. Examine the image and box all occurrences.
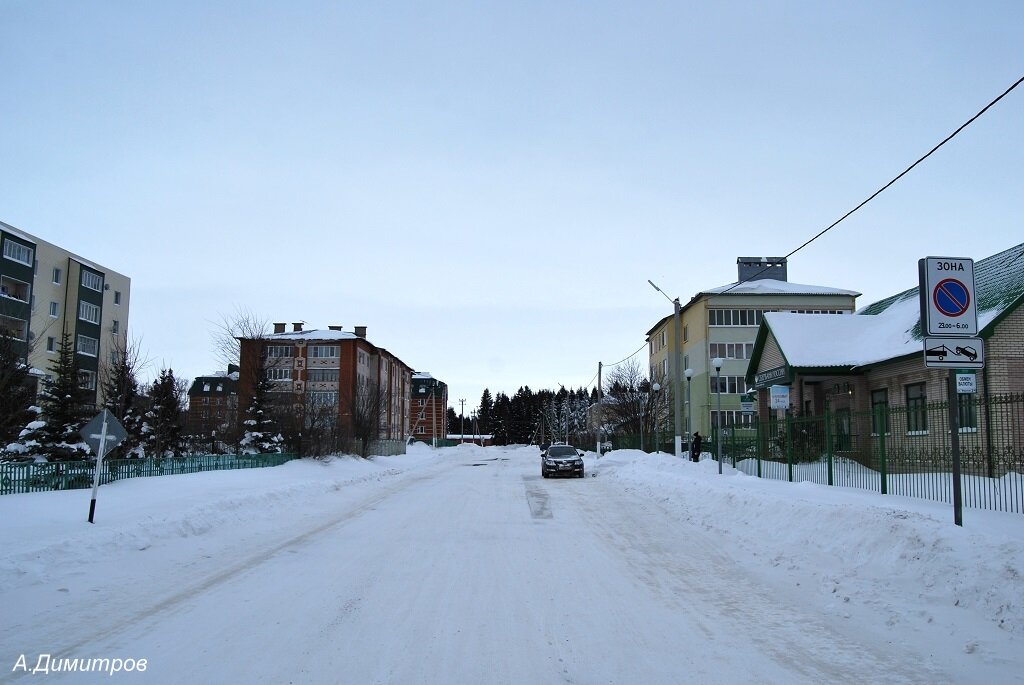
[923,337,984,369]
[919,257,977,337]
[80,409,128,457]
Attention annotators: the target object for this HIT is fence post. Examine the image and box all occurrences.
[825,405,834,486]
[786,410,794,482]
[877,404,888,496]
[756,418,762,478]
[730,425,737,467]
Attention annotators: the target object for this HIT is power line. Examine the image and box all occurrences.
[716,73,1024,297]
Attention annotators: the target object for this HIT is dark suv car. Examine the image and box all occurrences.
[541,444,585,478]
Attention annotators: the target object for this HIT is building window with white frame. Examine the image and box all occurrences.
[78,301,101,324]
[46,336,56,353]
[49,301,59,317]
[266,368,292,381]
[3,239,33,266]
[81,270,103,292]
[78,370,97,391]
[114,290,122,305]
[76,334,99,357]
[307,369,339,383]
[265,345,294,359]
[52,267,62,284]
[309,345,339,358]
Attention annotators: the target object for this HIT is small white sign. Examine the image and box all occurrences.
[956,373,977,394]
[923,337,984,369]
[770,385,789,410]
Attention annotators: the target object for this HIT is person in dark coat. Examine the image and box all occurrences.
[690,432,702,462]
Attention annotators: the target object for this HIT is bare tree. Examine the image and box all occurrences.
[350,382,389,458]
[210,306,271,370]
[602,359,668,448]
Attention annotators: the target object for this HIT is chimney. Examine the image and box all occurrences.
[354,326,367,339]
[328,325,342,331]
[273,322,285,334]
[737,257,787,283]
[293,322,303,332]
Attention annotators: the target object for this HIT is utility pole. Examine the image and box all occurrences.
[460,399,466,442]
[596,361,603,456]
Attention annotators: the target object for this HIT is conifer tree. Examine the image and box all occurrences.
[35,332,91,461]
[239,374,283,454]
[142,368,184,459]
[0,333,35,448]
[101,339,145,457]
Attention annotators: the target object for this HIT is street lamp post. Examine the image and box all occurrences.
[685,367,694,460]
[648,280,684,459]
[652,382,661,454]
[712,357,724,474]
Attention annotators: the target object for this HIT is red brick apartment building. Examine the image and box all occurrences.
[238,323,412,441]
[410,372,448,445]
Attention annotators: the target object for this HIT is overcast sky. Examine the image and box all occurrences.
[2,1,1021,412]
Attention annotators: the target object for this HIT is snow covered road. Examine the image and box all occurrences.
[2,444,1020,684]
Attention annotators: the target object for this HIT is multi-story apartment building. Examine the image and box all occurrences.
[186,365,240,446]
[0,220,130,407]
[237,323,412,444]
[646,257,858,441]
[410,372,448,445]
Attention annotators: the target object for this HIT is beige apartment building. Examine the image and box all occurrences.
[1,220,130,407]
[646,257,858,443]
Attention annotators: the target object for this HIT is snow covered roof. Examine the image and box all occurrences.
[701,279,860,297]
[266,329,360,341]
[752,242,1024,372]
[412,372,434,380]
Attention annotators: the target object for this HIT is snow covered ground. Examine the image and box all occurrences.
[1,444,1021,684]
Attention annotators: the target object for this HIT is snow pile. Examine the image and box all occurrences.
[591,449,1024,647]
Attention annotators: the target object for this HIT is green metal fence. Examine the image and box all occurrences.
[0,453,298,496]
[712,393,1024,514]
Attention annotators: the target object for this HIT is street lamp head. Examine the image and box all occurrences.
[712,357,724,371]
[685,367,694,379]
[652,382,661,392]
[647,279,661,292]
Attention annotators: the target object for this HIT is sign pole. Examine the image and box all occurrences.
[87,410,110,524]
[947,371,964,527]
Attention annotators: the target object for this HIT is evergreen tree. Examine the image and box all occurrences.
[142,368,184,459]
[239,374,283,454]
[34,332,91,461]
[101,340,145,457]
[0,333,35,449]
[478,389,493,434]
[446,407,459,434]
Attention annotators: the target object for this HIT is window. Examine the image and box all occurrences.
[52,267,62,284]
[709,309,771,327]
[114,291,122,305]
[78,301,101,324]
[78,370,97,391]
[710,376,752,394]
[683,325,689,342]
[81,271,103,292]
[76,334,99,357]
[308,391,338,407]
[49,301,59,318]
[112,319,119,334]
[661,358,668,378]
[711,410,755,429]
[0,276,29,302]
[906,383,927,434]
[958,393,978,432]
[307,369,338,383]
[266,368,292,381]
[660,331,667,348]
[3,239,33,266]
[309,345,339,358]
[46,336,56,352]
[0,316,28,340]
[871,389,889,435]
[709,342,754,360]
[265,345,293,359]
[416,426,426,434]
